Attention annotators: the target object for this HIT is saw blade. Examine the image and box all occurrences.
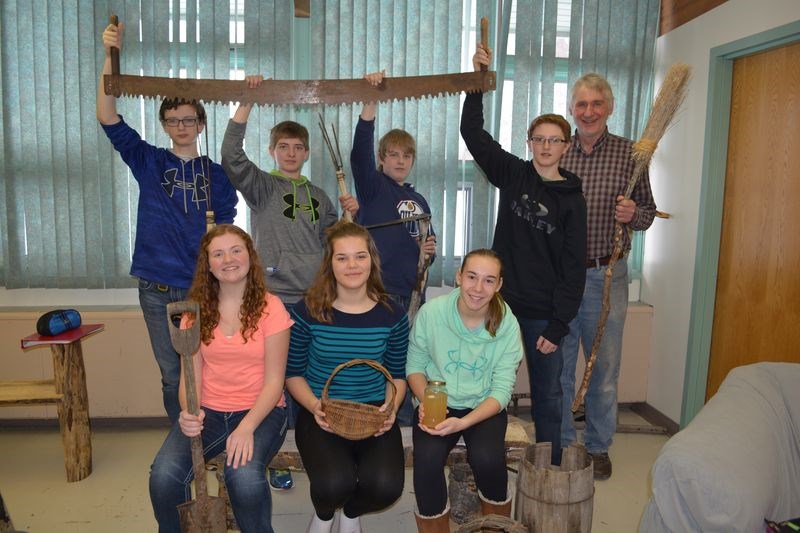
[104,71,495,106]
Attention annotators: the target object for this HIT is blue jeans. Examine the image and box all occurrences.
[560,260,629,454]
[138,278,189,424]
[149,406,288,533]
[517,317,563,466]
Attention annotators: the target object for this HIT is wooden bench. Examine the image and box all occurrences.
[0,324,103,482]
[207,416,533,531]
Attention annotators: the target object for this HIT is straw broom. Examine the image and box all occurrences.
[572,63,691,412]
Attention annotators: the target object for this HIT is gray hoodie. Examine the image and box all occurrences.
[221,119,337,304]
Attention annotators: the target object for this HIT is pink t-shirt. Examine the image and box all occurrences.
[198,293,293,412]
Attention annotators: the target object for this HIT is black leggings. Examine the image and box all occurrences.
[295,406,404,520]
[412,407,508,516]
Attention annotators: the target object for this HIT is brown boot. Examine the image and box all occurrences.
[414,506,450,533]
[478,491,512,517]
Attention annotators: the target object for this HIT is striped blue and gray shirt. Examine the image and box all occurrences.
[287,299,409,403]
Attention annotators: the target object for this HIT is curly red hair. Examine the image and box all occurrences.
[187,224,268,344]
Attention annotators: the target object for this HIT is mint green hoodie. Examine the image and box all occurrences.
[406,288,523,410]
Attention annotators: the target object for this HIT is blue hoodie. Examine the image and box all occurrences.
[406,288,523,409]
[101,117,238,288]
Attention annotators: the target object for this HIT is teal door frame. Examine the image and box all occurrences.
[681,20,800,427]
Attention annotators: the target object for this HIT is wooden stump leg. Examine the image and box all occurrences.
[51,342,92,482]
[209,454,239,531]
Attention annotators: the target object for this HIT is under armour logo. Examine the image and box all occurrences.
[283,193,321,221]
[161,169,208,205]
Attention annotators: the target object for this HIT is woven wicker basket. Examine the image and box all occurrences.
[320,359,397,441]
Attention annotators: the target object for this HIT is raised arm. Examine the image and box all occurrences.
[359,70,385,121]
[96,22,124,126]
[231,75,265,124]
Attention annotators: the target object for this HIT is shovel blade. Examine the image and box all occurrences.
[177,495,227,533]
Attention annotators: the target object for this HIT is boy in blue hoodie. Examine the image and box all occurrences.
[96,21,238,424]
[351,71,437,425]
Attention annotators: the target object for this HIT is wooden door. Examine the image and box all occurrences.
[707,41,800,399]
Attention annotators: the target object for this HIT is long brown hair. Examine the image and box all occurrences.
[460,249,506,337]
[304,221,389,323]
[187,224,268,344]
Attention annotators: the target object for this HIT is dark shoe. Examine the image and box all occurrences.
[590,452,612,480]
[268,468,294,490]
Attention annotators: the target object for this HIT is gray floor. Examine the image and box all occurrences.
[0,409,667,532]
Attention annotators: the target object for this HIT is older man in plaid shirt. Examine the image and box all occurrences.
[559,73,656,480]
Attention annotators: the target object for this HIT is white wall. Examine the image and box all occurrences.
[0,287,139,307]
[643,0,800,421]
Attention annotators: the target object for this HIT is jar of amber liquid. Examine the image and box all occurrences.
[422,380,447,427]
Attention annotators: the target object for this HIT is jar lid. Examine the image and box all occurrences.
[427,380,446,386]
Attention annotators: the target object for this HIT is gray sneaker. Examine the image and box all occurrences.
[590,452,612,480]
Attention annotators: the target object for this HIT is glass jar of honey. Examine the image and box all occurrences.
[422,380,447,427]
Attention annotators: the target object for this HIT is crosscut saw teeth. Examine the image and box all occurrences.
[104,71,495,106]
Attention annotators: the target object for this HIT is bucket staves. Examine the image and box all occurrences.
[514,443,594,532]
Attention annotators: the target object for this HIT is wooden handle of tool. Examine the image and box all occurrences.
[480,17,489,72]
[109,15,120,77]
[336,170,353,222]
[180,352,209,496]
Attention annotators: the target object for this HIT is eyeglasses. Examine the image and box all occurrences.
[528,136,567,145]
[163,117,199,127]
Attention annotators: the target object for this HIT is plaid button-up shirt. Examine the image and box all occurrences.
[560,128,656,259]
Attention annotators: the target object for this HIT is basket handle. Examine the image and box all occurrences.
[321,358,397,407]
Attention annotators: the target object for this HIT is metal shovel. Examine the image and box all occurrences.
[166,301,227,533]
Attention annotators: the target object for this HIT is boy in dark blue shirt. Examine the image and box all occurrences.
[350,71,436,425]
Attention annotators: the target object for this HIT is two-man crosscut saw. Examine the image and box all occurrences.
[103,17,495,106]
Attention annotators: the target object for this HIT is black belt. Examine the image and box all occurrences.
[586,255,612,268]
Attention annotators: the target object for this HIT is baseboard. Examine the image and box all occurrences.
[0,416,171,429]
[629,402,680,436]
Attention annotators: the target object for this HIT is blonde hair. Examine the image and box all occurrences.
[377,129,416,172]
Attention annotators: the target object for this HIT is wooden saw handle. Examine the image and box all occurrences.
[109,15,120,77]
[480,17,489,71]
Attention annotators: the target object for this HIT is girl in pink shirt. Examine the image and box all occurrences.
[149,224,292,533]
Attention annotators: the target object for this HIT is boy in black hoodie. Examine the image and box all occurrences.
[460,43,587,466]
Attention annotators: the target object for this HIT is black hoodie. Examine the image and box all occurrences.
[460,92,587,343]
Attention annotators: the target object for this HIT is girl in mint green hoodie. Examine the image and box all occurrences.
[407,249,523,529]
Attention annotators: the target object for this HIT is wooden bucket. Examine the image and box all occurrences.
[514,443,593,532]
